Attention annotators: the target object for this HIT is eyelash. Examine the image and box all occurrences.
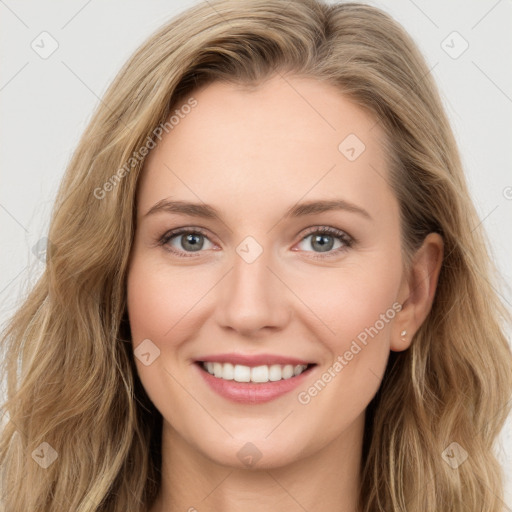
[157,226,354,260]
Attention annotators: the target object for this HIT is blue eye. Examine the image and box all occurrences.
[159,228,215,257]
[158,226,354,259]
[296,226,353,258]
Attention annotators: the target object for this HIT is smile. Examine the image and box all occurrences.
[194,357,317,404]
[201,361,310,383]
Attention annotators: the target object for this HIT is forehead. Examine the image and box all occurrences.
[137,75,395,223]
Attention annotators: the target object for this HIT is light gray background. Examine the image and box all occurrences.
[1,0,511,505]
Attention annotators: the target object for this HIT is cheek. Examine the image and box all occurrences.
[126,254,204,418]
[291,264,400,433]
[290,258,402,351]
[288,256,402,414]
[126,263,168,344]
[126,254,208,344]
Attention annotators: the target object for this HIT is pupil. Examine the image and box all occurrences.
[312,234,333,252]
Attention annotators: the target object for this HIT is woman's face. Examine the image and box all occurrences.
[127,74,413,468]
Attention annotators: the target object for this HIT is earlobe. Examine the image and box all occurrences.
[391,233,444,352]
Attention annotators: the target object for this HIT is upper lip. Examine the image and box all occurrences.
[196,353,315,367]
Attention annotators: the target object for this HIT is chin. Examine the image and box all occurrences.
[192,430,312,470]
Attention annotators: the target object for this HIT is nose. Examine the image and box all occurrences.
[215,244,291,337]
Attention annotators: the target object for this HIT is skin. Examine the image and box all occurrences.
[126,74,443,512]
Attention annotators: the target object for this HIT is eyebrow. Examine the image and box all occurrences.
[144,198,372,221]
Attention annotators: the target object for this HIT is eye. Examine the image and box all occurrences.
[157,225,354,259]
[295,226,353,258]
[158,228,215,257]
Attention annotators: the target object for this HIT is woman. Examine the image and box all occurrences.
[1,0,511,510]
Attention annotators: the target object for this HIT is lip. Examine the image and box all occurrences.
[196,353,314,367]
[194,360,317,404]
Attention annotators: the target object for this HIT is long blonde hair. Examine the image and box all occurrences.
[1,1,511,510]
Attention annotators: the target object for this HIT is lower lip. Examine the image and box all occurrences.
[195,363,315,404]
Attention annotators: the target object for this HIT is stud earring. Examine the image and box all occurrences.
[400,329,407,341]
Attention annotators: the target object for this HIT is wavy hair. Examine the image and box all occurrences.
[1,1,511,510]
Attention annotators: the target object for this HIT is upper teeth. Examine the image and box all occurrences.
[202,362,308,383]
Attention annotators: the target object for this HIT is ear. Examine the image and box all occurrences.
[391,232,444,352]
